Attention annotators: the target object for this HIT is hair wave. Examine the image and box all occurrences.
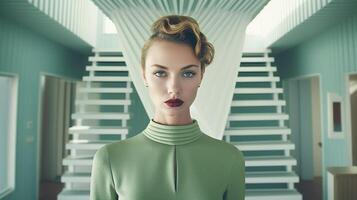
[141,15,215,70]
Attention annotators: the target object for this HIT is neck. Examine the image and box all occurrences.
[153,113,193,125]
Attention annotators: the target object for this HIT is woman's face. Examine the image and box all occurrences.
[142,40,204,119]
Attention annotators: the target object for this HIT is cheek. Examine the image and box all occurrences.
[182,82,199,98]
[147,79,166,99]
[149,78,165,91]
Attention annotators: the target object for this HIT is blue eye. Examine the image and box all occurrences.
[153,70,196,78]
[154,71,166,77]
[183,71,196,78]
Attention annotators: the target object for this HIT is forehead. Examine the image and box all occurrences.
[145,40,200,69]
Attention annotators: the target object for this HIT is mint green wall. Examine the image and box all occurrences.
[0,16,87,200]
[275,12,357,200]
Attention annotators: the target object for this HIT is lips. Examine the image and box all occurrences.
[165,98,184,107]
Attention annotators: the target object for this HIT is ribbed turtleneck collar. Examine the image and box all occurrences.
[143,119,203,145]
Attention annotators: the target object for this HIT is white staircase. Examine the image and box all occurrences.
[224,49,302,200]
[57,49,132,200]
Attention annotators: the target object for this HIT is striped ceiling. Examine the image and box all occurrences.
[0,0,97,53]
[264,0,357,52]
[92,0,270,139]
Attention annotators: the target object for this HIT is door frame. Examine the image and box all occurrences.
[284,73,324,178]
[345,72,357,166]
[36,72,79,200]
[0,72,19,199]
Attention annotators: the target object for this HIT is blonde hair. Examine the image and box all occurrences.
[141,15,215,70]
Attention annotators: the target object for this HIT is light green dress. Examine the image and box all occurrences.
[90,119,245,200]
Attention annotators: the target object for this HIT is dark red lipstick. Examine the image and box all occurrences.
[165,98,184,107]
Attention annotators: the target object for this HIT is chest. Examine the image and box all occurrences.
[111,145,229,200]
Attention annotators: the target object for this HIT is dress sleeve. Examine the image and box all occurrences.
[223,148,245,200]
[90,146,118,200]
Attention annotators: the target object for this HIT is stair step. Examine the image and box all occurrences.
[245,156,296,167]
[89,56,125,62]
[245,189,302,200]
[77,87,133,94]
[242,49,271,55]
[246,171,299,184]
[234,88,283,94]
[232,141,295,151]
[238,66,276,72]
[75,99,131,106]
[62,172,91,183]
[66,141,113,150]
[224,127,291,136]
[242,49,271,57]
[237,76,279,82]
[82,76,131,82]
[69,126,128,135]
[240,57,274,63]
[71,112,130,120]
[231,100,285,107]
[86,66,129,72]
[92,48,121,53]
[228,113,289,121]
[63,156,93,166]
[58,190,89,200]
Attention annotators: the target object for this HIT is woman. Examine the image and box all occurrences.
[90,15,245,200]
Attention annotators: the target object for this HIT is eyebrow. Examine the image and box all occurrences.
[151,64,199,70]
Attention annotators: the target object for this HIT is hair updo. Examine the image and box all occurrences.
[141,15,215,70]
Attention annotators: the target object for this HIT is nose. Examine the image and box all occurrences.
[167,75,181,96]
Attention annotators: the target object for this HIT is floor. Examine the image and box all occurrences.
[295,176,323,200]
[39,181,64,200]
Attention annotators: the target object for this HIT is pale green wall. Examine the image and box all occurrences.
[276,12,357,200]
[0,15,87,199]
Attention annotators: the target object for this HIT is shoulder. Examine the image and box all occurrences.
[94,133,145,159]
[199,135,245,179]
[199,134,244,162]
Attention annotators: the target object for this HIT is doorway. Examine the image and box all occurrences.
[348,74,357,165]
[38,75,77,200]
[284,75,323,200]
